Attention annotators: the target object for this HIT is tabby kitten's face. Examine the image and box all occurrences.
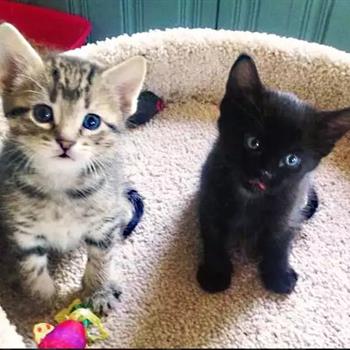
[219,55,350,195]
[0,23,146,177]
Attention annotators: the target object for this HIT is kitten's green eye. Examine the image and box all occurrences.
[283,154,301,168]
[33,104,53,123]
[245,135,260,150]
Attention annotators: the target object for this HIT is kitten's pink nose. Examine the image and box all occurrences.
[56,138,76,152]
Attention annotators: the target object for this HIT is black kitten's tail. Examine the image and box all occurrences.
[127,91,165,128]
[302,187,319,220]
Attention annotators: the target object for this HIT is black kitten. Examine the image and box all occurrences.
[197,54,350,294]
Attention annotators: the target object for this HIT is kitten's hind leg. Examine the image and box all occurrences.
[17,248,56,301]
[197,223,233,293]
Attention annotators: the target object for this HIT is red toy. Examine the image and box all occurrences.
[38,320,87,349]
[0,0,91,50]
[33,299,108,349]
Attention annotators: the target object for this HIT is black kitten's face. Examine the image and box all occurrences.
[221,91,318,194]
[218,54,350,195]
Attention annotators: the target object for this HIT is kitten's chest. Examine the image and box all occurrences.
[230,194,297,235]
[228,200,269,258]
[230,200,265,233]
[17,200,109,251]
[37,209,92,250]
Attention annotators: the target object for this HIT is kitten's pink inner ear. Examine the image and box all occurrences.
[0,23,44,90]
[116,82,139,116]
[102,56,147,118]
[0,23,43,69]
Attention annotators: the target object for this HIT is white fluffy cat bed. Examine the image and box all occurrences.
[1,28,350,348]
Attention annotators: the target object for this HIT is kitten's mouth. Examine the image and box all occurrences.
[58,153,72,160]
[247,179,267,193]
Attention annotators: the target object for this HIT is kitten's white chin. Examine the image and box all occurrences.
[33,155,88,190]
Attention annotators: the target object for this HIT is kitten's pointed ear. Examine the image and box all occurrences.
[0,23,43,86]
[226,54,262,98]
[102,56,147,117]
[316,107,350,155]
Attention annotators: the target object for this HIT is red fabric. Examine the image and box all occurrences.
[0,0,91,50]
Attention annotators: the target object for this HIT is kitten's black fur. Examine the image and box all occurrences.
[197,54,350,294]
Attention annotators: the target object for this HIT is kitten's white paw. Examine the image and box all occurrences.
[86,281,121,316]
[29,272,56,301]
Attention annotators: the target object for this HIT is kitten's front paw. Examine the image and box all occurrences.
[86,281,122,316]
[260,266,298,294]
[28,274,56,303]
[197,262,233,293]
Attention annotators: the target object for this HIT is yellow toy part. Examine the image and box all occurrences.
[69,308,108,342]
[33,323,54,344]
[54,298,82,323]
[54,298,108,343]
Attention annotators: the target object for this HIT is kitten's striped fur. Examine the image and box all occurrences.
[0,23,146,314]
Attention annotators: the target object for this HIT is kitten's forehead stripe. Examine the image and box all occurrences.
[48,57,98,105]
[84,66,96,108]
[87,66,96,85]
[50,63,60,103]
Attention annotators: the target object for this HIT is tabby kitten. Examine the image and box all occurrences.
[0,23,146,314]
[197,54,350,294]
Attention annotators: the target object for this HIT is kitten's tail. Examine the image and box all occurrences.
[127,91,164,128]
[122,189,144,238]
[302,187,319,220]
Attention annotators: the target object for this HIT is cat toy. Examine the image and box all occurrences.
[33,298,108,348]
[127,90,165,128]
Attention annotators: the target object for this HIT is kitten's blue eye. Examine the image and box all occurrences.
[245,135,260,150]
[284,154,301,168]
[33,104,53,123]
[83,114,101,130]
